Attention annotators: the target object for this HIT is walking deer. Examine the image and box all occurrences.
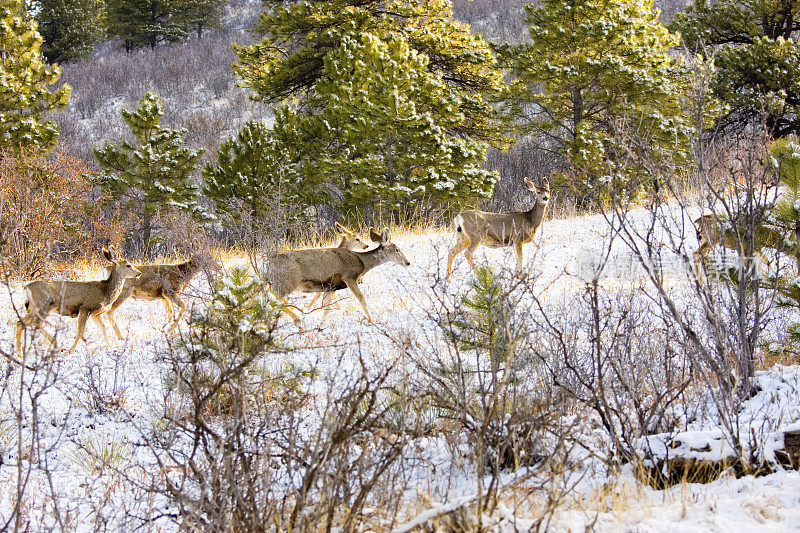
[447,177,550,280]
[303,222,370,311]
[15,246,141,354]
[264,228,410,323]
[106,247,218,339]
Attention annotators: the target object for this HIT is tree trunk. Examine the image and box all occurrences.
[142,213,153,257]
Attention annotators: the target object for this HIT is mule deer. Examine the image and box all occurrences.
[447,177,549,279]
[264,228,410,323]
[15,247,141,354]
[693,213,788,276]
[304,222,370,311]
[106,248,218,338]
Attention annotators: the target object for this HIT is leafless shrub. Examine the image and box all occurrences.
[591,64,784,474]
[1,257,75,529]
[55,28,269,167]
[402,263,578,528]
[130,266,418,530]
[0,148,125,279]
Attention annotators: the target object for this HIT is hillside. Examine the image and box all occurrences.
[2,207,800,530]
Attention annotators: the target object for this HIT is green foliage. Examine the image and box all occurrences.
[202,120,307,231]
[181,266,285,415]
[33,0,105,63]
[505,0,692,203]
[445,265,521,368]
[234,0,513,215]
[763,137,800,358]
[0,0,70,151]
[94,91,204,253]
[105,0,193,51]
[768,137,800,264]
[285,32,499,211]
[187,266,283,362]
[180,0,222,38]
[672,0,800,137]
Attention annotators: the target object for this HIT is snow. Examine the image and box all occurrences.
[1,206,800,530]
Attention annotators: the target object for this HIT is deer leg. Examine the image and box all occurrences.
[281,299,303,325]
[108,310,124,340]
[344,279,372,323]
[464,240,481,273]
[69,309,90,354]
[166,294,186,333]
[17,311,56,353]
[446,236,469,281]
[693,242,710,281]
[15,315,41,354]
[306,291,322,311]
[108,287,133,339]
[92,313,111,347]
[514,240,524,273]
[320,292,334,322]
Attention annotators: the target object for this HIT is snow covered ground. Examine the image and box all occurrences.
[1,208,799,531]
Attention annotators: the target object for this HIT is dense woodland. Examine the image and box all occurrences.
[2,0,800,530]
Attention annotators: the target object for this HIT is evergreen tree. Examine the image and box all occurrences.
[506,0,692,203]
[234,0,512,215]
[181,0,222,38]
[282,32,499,211]
[202,120,306,230]
[762,137,800,357]
[94,92,204,254]
[106,0,191,51]
[33,0,105,63]
[0,0,70,151]
[672,0,800,138]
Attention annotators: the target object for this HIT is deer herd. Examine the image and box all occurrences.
[11,175,781,354]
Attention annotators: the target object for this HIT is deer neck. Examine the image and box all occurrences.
[183,255,203,276]
[525,200,548,230]
[353,246,389,274]
[103,267,132,304]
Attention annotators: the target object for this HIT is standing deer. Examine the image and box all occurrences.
[15,246,141,354]
[106,247,218,339]
[447,177,550,280]
[693,213,786,276]
[264,228,410,323]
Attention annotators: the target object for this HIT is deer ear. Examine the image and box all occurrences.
[541,177,549,189]
[369,227,382,242]
[102,247,113,262]
[335,222,352,235]
[524,176,535,189]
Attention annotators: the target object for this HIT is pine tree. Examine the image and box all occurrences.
[202,120,306,231]
[181,0,222,38]
[33,0,105,63]
[672,0,800,138]
[761,137,800,357]
[106,0,191,51]
[505,0,692,203]
[285,32,499,212]
[234,0,512,215]
[0,0,70,151]
[94,92,204,254]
